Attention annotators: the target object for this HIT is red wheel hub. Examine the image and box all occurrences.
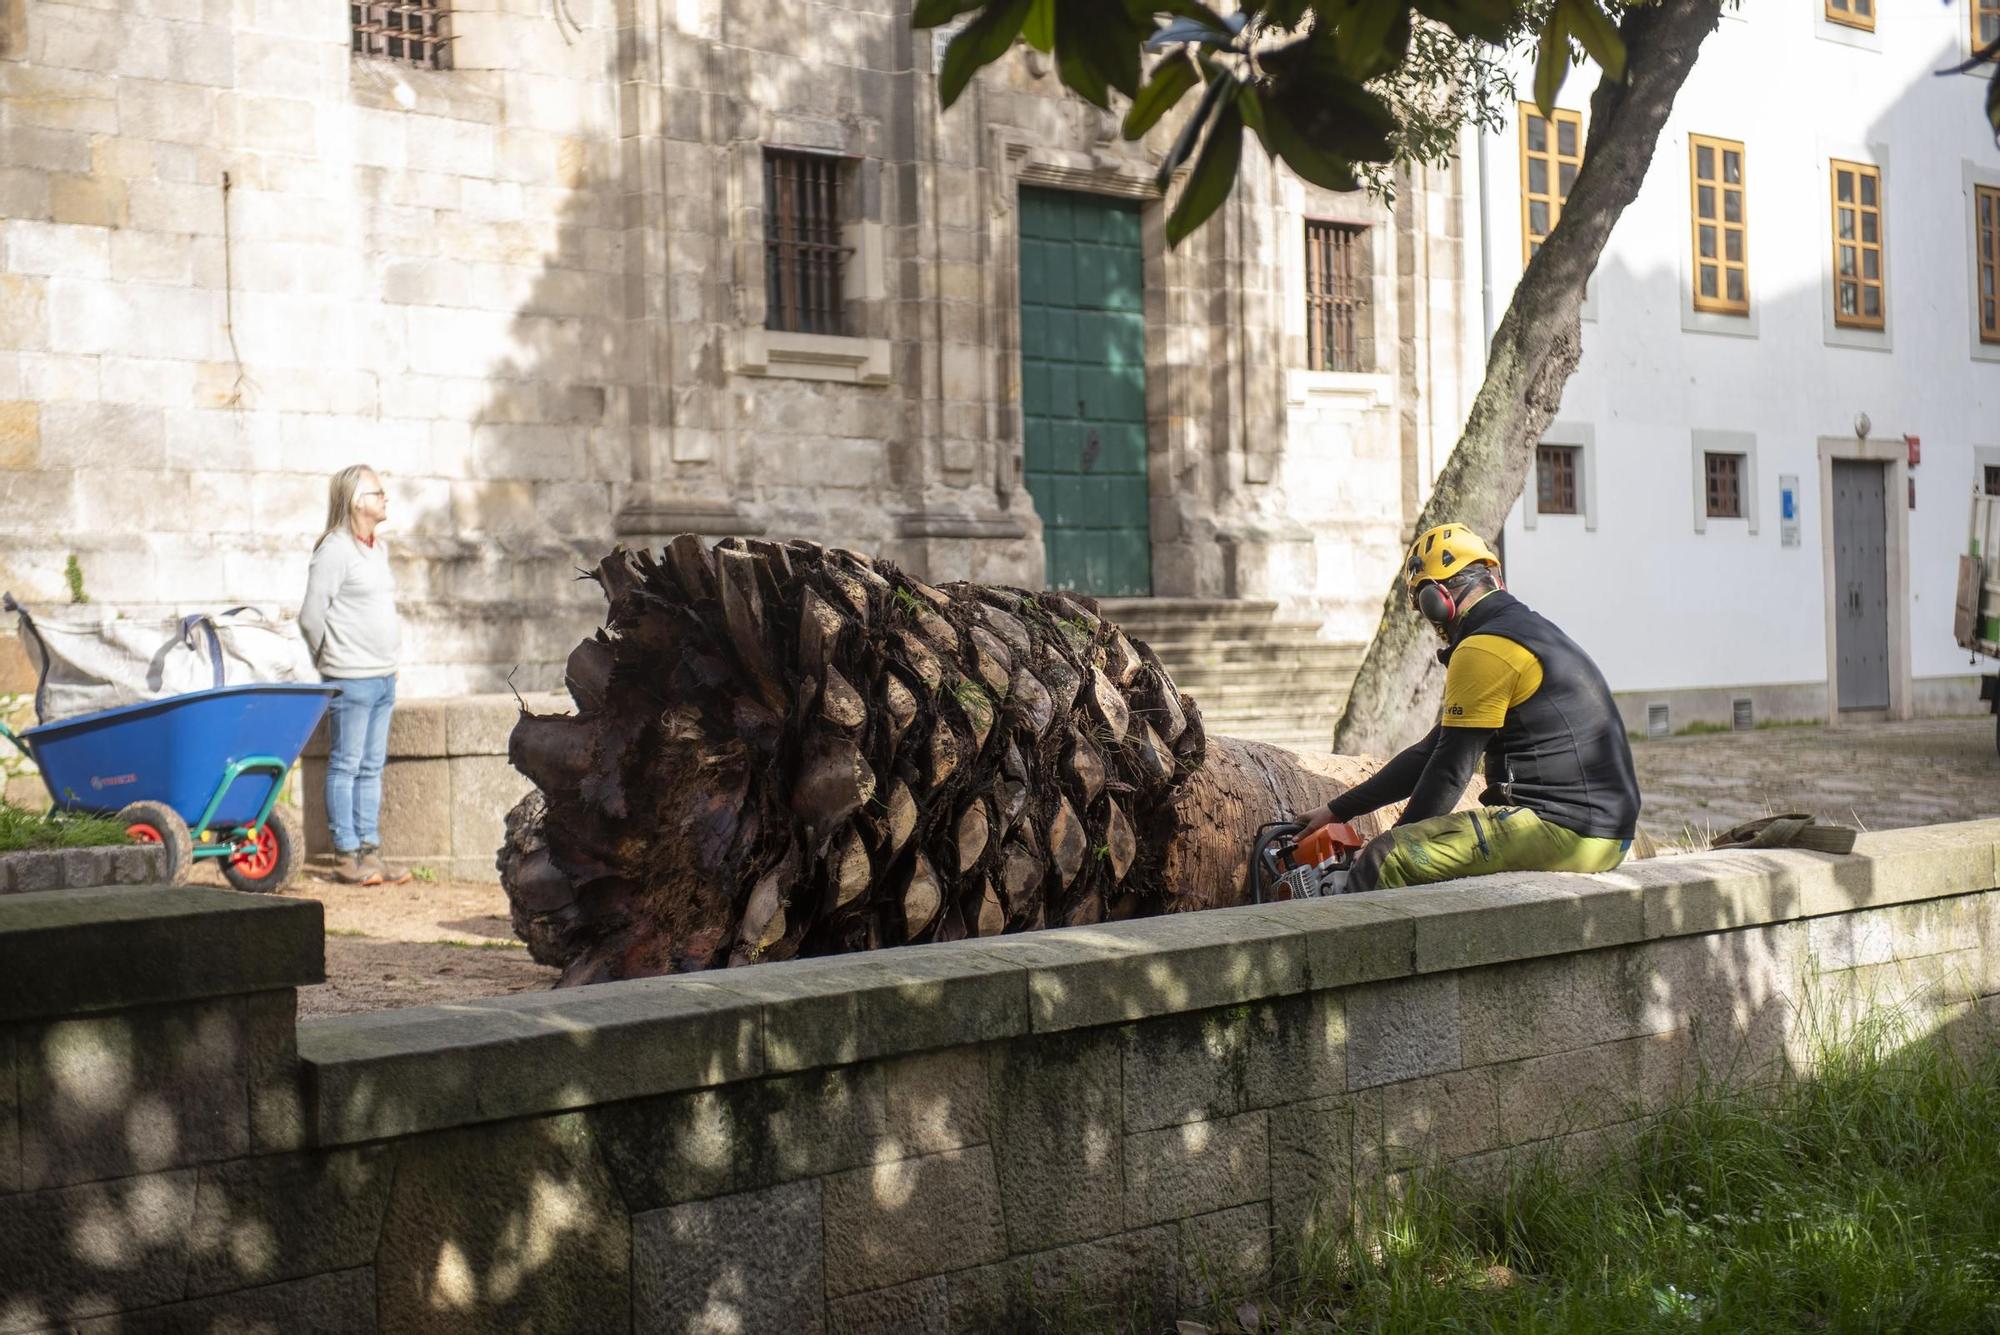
[126,823,163,845]
[230,826,280,880]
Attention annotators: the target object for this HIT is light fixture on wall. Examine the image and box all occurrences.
[1853,412,1871,441]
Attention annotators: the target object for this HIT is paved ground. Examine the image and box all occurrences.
[1629,716,1999,846]
[238,716,1997,1017]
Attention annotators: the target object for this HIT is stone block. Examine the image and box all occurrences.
[66,1268,376,1335]
[376,1113,628,1335]
[880,1045,988,1159]
[377,756,453,859]
[246,989,305,1153]
[0,401,36,469]
[823,1146,1006,1296]
[1253,896,1417,992]
[4,852,61,895]
[1641,922,1801,1070]
[987,1027,1123,1251]
[0,1028,16,1195]
[0,168,51,225]
[1345,972,1461,1089]
[299,978,762,1145]
[1809,896,1981,971]
[943,1225,1179,1334]
[1124,1110,1268,1227]
[1179,1202,1272,1308]
[0,885,321,1025]
[17,996,249,1189]
[1396,875,1645,974]
[1267,1095,1354,1245]
[1120,1006,1248,1135]
[184,1146,391,1296]
[1457,946,1659,1068]
[1243,989,1346,1112]
[594,1065,885,1212]
[966,903,1307,1033]
[47,173,124,228]
[445,694,529,756]
[0,275,48,354]
[449,754,528,878]
[828,1276,949,1335]
[1490,1037,1643,1147]
[634,1179,824,1335]
[4,219,109,278]
[1353,1065,1502,1175]
[698,945,1028,1074]
[0,1169,198,1333]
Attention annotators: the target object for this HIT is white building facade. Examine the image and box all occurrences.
[1484,0,2000,730]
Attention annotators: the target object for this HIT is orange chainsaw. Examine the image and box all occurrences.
[1251,819,1368,902]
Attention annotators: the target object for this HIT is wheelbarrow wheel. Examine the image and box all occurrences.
[117,800,192,885]
[222,808,298,894]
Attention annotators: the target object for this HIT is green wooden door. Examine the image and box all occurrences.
[1019,188,1151,595]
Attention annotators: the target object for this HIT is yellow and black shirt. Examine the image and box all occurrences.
[1330,591,1641,841]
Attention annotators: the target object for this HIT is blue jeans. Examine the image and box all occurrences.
[325,674,395,854]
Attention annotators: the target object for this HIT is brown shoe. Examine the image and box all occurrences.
[332,851,376,885]
[361,846,410,885]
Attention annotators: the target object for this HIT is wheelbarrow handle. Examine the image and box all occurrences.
[0,719,30,763]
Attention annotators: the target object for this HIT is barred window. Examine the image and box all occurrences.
[1705,451,1744,519]
[764,149,849,336]
[1536,444,1580,515]
[1977,184,2000,344]
[351,0,449,68]
[1304,220,1370,372]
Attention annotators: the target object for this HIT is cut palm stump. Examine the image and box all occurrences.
[500,537,1401,985]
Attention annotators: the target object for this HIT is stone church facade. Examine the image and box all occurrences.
[0,0,1477,695]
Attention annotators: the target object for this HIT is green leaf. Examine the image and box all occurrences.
[913,0,983,29]
[1412,0,1516,44]
[1257,50,1397,164]
[1053,0,1145,108]
[1533,8,1570,118]
[1155,66,1231,187]
[1559,0,1626,83]
[1122,55,1200,139]
[1254,88,1360,192]
[1167,96,1242,246]
[1022,0,1055,51]
[1150,0,1236,36]
[938,0,1035,108]
[1340,0,1408,80]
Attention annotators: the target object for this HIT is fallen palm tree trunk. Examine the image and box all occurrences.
[500,537,1400,985]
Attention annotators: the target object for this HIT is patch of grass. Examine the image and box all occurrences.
[1674,719,1735,736]
[410,864,439,883]
[0,799,130,852]
[1235,1015,2000,1335]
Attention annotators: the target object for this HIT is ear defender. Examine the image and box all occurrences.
[1415,581,1455,625]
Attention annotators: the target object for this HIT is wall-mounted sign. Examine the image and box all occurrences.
[1779,473,1800,548]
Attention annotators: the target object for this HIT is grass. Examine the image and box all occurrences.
[0,799,131,852]
[1223,1016,2000,1334]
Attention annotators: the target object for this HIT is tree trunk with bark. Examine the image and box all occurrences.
[500,537,1404,986]
[1333,0,1725,757]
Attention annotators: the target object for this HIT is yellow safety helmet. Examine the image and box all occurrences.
[1404,523,1501,628]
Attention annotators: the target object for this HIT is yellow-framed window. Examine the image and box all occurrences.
[1689,134,1748,315]
[1831,159,1885,330]
[1519,104,1582,264]
[1825,0,1874,30]
[1976,0,2000,50]
[1977,184,2000,343]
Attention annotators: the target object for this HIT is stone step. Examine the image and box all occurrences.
[1146,640,1367,670]
[1185,684,1353,709]
[1097,598,1281,625]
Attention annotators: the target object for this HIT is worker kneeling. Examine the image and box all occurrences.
[1294,523,1641,894]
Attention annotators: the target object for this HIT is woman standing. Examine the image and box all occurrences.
[299,464,411,887]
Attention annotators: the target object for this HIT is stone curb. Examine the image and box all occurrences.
[295,818,2000,1148]
[0,843,167,896]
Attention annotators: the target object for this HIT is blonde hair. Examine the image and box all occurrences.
[318,464,376,550]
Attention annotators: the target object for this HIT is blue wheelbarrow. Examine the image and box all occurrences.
[0,683,338,891]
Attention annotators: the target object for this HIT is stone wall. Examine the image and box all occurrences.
[0,0,1475,693]
[5,820,1999,1331]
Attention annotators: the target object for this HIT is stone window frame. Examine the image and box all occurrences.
[1521,421,1597,532]
[1519,102,1582,266]
[1965,162,2000,362]
[1691,429,1758,535]
[1302,219,1373,373]
[730,143,891,386]
[1819,143,1893,352]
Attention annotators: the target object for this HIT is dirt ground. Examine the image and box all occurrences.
[244,715,1998,1019]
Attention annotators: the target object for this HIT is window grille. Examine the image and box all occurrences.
[351,0,449,68]
[1705,451,1744,519]
[1977,185,2000,344]
[763,149,848,336]
[1304,220,1368,373]
[1536,444,1580,515]
[1831,160,1885,330]
[1689,134,1749,315]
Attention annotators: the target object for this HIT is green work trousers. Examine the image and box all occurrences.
[1353,805,1629,892]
